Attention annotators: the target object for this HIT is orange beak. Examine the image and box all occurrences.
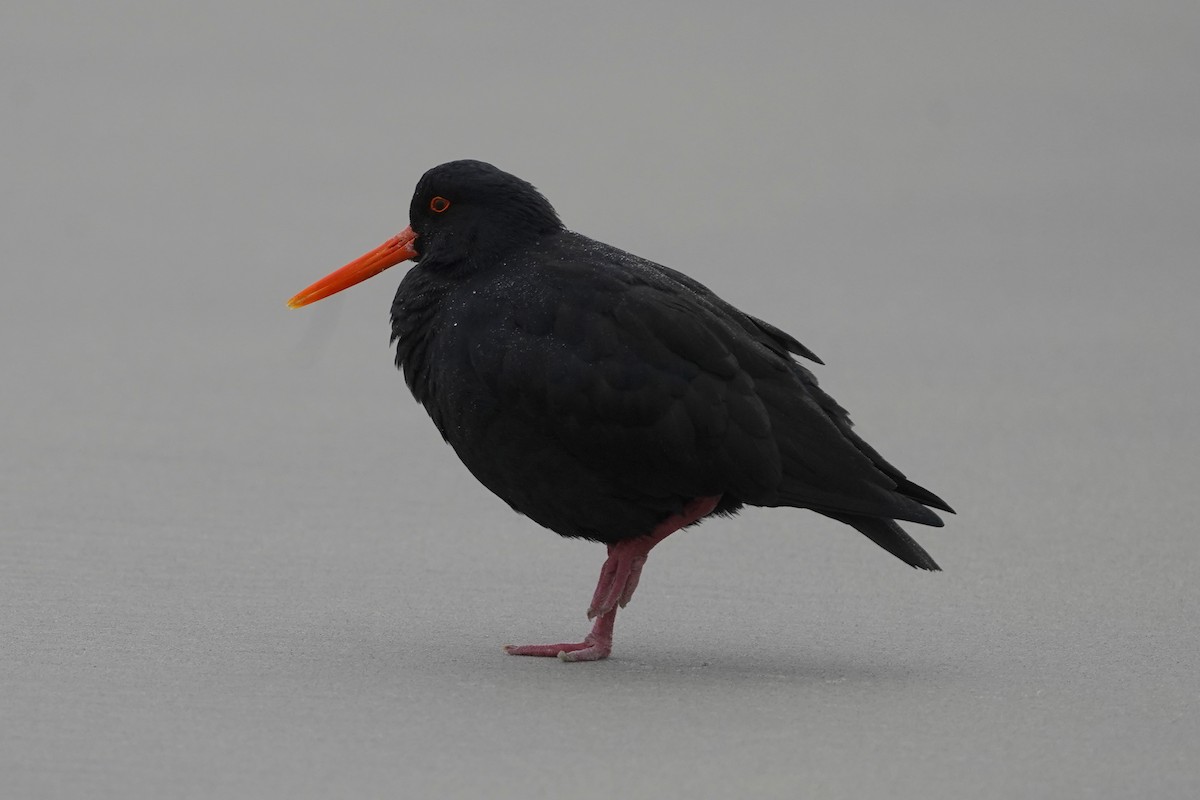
[287,226,419,308]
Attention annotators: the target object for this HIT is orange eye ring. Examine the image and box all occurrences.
[429,196,451,213]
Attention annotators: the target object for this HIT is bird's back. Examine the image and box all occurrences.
[394,230,949,555]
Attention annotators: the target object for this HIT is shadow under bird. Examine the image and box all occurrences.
[288,160,953,662]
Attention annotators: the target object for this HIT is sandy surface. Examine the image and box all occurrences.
[4,3,1198,797]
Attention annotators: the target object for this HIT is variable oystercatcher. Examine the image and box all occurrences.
[288,160,953,662]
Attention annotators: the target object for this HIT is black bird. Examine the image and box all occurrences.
[288,160,953,661]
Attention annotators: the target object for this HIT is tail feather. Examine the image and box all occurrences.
[895,478,955,514]
[822,512,942,571]
[785,364,955,518]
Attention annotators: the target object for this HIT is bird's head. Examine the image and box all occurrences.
[287,160,562,308]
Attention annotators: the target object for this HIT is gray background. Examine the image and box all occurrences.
[3,2,1198,797]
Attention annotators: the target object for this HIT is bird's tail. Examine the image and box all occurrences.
[820,512,941,571]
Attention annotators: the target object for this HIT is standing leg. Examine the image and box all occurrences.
[504,495,720,662]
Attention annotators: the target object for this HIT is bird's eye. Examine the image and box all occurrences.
[430,196,451,213]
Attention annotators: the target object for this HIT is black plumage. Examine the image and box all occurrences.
[291,159,953,660]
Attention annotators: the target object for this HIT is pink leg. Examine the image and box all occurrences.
[503,606,617,662]
[504,495,720,662]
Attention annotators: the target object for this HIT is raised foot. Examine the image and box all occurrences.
[586,550,648,620]
[503,495,722,664]
[586,495,722,620]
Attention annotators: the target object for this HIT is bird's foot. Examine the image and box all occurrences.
[586,495,721,619]
[503,635,612,662]
[587,549,648,619]
[504,610,615,662]
[503,496,721,663]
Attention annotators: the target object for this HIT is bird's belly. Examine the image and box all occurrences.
[436,398,681,543]
[413,352,681,542]
[406,307,736,543]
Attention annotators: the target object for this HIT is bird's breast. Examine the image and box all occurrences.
[392,272,526,442]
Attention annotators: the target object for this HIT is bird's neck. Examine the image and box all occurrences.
[389,264,460,402]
